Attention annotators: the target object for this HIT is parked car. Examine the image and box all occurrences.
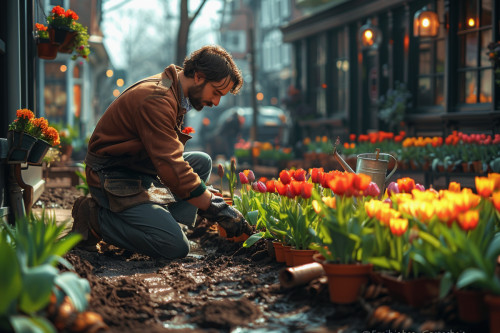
[202,105,292,158]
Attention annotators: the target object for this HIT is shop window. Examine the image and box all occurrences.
[315,34,327,117]
[44,62,67,123]
[331,27,349,115]
[457,0,493,105]
[415,0,445,107]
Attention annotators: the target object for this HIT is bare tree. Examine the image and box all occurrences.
[176,0,209,65]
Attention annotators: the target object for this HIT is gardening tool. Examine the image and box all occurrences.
[333,139,397,195]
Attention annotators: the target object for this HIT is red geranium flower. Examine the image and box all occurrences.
[181,126,195,135]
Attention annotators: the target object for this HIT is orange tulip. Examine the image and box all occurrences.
[448,182,461,192]
[475,177,495,197]
[322,196,336,209]
[390,218,409,236]
[492,191,500,213]
[397,177,415,193]
[457,210,479,231]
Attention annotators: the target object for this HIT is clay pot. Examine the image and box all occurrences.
[283,245,293,267]
[279,262,325,289]
[485,294,500,333]
[313,253,372,304]
[454,288,487,323]
[290,248,316,266]
[379,273,440,308]
[273,241,285,263]
[37,39,58,60]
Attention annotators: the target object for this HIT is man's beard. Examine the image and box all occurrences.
[188,81,212,111]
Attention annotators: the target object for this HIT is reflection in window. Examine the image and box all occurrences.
[415,0,445,108]
[44,62,67,123]
[332,27,349,115]
[457,0,493,104]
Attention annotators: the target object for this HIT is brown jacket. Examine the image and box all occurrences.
[86,65,205,200]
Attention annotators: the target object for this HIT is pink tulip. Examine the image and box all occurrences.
[415,183,425,191]
[239,172,249,184]
[364,182,381,197]
[386,181,399,196]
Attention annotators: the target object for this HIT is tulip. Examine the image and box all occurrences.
[244,169,255,183]
[475,176,495,197]
[364,182,380,197]
[266,179,276,193]
[386,181,399,197]
[415,183,425,191]
[300,182,313,199]
[457,210,479,231]
[279,170,292,185]
[310,168,324,184]
[239,172,249,184]
[492,191,500,213]
[389,218,409,236]
[293,168,307,181]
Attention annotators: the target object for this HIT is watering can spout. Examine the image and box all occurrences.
[333,146,355,174]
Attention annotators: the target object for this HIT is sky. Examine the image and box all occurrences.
[101,0,224,68]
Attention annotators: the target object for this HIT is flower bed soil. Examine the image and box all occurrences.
[36,187,488,332]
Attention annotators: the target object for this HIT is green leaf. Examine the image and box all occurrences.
[456,268,488,290]
[18,265,58,314]
[9,315,56,333]
[0,238,22,315]
[242,232,264,248]
[245,210,259,226]
[54,272,90,312]
[439,271,454,299]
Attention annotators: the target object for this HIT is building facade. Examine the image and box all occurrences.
[281,0,499,141]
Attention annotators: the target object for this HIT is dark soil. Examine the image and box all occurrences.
[40,187,488,333]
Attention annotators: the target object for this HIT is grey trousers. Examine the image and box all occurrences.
[89,152,212,259]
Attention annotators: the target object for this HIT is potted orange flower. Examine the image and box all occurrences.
[7,109,38,163]
[35,23,57,60]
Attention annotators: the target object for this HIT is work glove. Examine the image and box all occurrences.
[198,195,253,238]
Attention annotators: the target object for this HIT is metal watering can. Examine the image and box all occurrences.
[333,146,397,195]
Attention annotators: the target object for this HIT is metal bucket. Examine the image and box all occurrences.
[356,152,397,194]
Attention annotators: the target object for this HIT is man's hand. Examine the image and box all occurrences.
[198,195,253,238]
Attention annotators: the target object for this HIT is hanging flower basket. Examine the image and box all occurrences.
[37,38,58,60]
[7,130,38,164]
[27,139,52,165]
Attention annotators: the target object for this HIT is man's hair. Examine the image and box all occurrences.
[183,45,243,94]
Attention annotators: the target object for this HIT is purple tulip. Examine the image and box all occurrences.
[415,183,425,191]
[256,181,267,193]
[386,181,399,196]
[247,170,256,183]
[364,182,381,197]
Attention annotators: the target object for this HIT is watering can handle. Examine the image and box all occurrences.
[385,154,398,183]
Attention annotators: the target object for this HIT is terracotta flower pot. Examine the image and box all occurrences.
[290,248,316,266]
[37,39,58,60]
[273,241,285,263]
[283,245,293,267]
[313,253,372,304]
[485,294,500,333]
[379,273,440,308]
[454,288,487,323]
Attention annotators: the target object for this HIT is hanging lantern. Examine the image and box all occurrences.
[413,6,439,37]
[359,19,382,49]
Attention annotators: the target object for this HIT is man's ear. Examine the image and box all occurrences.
[194,72,206,84]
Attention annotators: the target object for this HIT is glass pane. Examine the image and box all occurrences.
[481,0,492,26]
[459,0,478,31]
[336,62,348,113]
[419,42,431,75]
[417,77,432,106]
[481,29,492,67]
[458,71,477,104]
[436,40,445,73]
[435,76,445,106]
[479,69,492,103]
[465,33,478,67]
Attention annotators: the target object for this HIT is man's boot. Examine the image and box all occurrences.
[71,196,101,251]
